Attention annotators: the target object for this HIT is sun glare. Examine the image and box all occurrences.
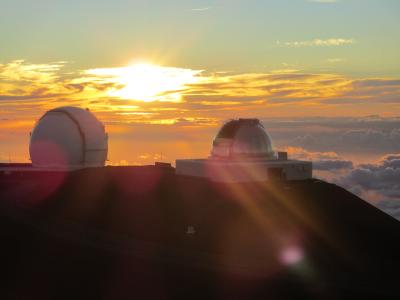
[87,62,202,102]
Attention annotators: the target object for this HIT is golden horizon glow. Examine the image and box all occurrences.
[86,62,203,103]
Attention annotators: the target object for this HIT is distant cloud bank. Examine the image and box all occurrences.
[338,154,400,201]
[286,144,400,220]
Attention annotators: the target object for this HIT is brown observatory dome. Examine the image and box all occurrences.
[211,119,274,159]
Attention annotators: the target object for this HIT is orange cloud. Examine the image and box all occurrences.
[1,59,399,130]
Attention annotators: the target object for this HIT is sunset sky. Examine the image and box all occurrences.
[1,0,399,204]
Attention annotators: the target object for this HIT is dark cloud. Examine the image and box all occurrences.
[272,117,400,156]
[321,78,400,104]
[282,146,353,172]
[267,97,310,104]
[376,200,400,220]
[64,83,85,92]
[298,150,400,220]
[182,94,263,103]
[337,154,400,200]
[353,79,400,87]
[263,73,318,81]
[323,98,361,104]
[324,95,400,105]
[341,129,396,151]
[0,93,62,101]
[313,159,353,170]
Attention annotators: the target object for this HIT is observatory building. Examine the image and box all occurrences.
[176,119,312,182]
[29,106,108,170]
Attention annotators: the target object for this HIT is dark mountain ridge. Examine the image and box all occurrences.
[0,165,399,299]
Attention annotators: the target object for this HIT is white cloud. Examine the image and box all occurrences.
[308,0,338,3]
[278,38,354,47]
[190,7,212,12]
[327,58,345,63]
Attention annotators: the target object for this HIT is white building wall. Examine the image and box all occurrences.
[175,159,208,178]
[176,159,312,182]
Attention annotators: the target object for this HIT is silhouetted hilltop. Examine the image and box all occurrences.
[1,165,399,299]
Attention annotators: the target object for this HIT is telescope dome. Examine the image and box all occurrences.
[211,119,274,159]
[29,106,108,169]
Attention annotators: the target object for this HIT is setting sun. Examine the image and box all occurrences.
[86,62,202,102]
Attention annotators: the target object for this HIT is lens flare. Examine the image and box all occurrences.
[280,245,304,265]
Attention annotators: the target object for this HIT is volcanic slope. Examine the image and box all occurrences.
[0,165,399,299]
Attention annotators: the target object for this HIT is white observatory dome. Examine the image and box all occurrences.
[211,119,274,159]
[29,106,108,169]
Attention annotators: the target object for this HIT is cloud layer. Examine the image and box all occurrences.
[338,154,400,201]
[1,60,399,127]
